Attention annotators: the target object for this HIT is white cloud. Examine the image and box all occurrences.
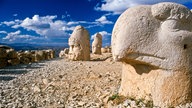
[0,19,22,28]
[91,31,111,40]
[1,21,16,26]
[0,31,7,34]
[2,30,43,42]
[95,15,113,24]
[67,21,80,26]
[67,16,113,28]
[0,14,113,44]
[20,15,71,37]
[95,0,192,14]
[67,21,97,26]
[13,14,18,17]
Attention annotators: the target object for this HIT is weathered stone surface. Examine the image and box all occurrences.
[106,47,111,53]
[0,48,7,58]
[68,25,90,61]
[64,48,69,54]
[59,48,69,58]
[6,49,18,59]
[59,50,65,58]
[0,58,7,68]
[49,49,55,59]
[101,46,111,53]
[112,2,192,107]
[92,33,102,54]
[17,51,32,64]
[101,48,107,53]
[8,58,20,66]
[35,50,46,61]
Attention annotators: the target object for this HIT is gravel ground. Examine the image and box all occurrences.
[0,54,122,108]
[1,54,192,108]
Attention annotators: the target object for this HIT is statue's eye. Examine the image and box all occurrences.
[184,44,187,49]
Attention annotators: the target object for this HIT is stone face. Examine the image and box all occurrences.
[64,48,69,55]
[59,48,69,58]
[68,25,90,61]
[92,33,102,54]
[112,2,192,107]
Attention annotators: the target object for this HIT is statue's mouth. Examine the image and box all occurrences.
[113,52,166,69]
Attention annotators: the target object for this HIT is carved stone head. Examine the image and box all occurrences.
[92,33,102,54]
[68,25,90,61]
[112,2,192,107]
[112,2,192,71]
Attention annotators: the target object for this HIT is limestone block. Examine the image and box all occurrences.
[31,54,37,62]
[44,50,51,60]
[112,2,192,107]
[0,59,7,68]
[68,25,90,61]
[34,53,41,62]
[8,58,20,66]
[6,49,18,59]
[36,50,46,60]
[101,48,107,53]
[45,49,55,59]
[92,33,102,54]
[49,50,55,59]
[18,52,31,64]
[0,48,7,58]
[19,57,30,64]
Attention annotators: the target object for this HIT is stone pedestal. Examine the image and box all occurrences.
[119,63,192,107]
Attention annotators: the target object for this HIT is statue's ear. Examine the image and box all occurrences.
[151,2,192,22]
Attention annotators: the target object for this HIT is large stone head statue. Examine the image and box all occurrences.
[92,33,102,54]
[112,2,192,107]
[68,25,90,61]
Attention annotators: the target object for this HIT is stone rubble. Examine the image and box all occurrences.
[0,54,121,108]
[0,45,55,68]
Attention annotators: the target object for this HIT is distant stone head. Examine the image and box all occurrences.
[68,25,90,61]
[92,33,102,54]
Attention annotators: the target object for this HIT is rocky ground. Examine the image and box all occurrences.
[0,53,122,108]
[1,53,192,108]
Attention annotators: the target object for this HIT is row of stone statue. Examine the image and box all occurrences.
[0,45,55,68]
[59,25,111,61]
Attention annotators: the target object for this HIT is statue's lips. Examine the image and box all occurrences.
[114,52,166,68]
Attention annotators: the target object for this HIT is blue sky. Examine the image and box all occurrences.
[0,0,192,47]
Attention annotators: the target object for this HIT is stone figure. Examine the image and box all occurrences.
[68,25,90,61]
[92,33,102,54]
[112,2,192,107]
[59,48,69,58]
